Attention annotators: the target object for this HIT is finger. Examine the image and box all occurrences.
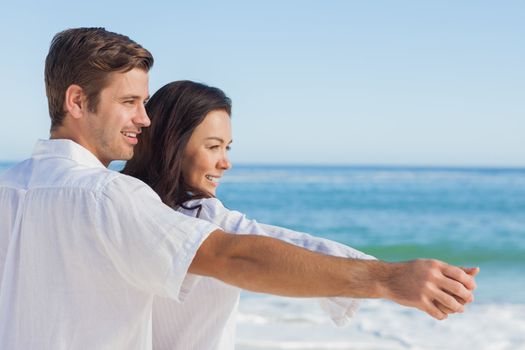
[461,267,480,277]
[442,265,477,291]
[452,292,467,305]
[424,300,448,320]
[434,300,455,314]
[433,288,465,313]
[439,277,473,304]
[443,289,475,306]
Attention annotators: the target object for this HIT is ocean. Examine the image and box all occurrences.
[218,165,525,350]
[1,162,524,349]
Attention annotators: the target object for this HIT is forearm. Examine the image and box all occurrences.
[190,230,478,320]
[190,230,385,298]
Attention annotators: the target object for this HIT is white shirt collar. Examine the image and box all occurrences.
[32,139,106,169]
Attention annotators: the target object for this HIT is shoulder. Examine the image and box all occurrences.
[179,197,228,219]
[98,172,162,204]
[0,159,127,194]
[179,198,255,234]
[0,159,32,188]
[106,172,156,192]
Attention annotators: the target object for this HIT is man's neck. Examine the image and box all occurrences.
[49,128,110,167]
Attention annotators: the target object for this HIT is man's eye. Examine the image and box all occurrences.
[226,146,231,151]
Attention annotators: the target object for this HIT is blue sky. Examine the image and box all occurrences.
[0,0,523,166]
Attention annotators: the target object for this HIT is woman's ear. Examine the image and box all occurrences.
[64,84,86,120]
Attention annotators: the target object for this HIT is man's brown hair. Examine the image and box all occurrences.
[45,27,154,130]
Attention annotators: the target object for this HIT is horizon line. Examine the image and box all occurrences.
[3,160,525,171]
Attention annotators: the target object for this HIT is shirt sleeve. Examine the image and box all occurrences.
[94,175,219,302]
[183,197,376,326]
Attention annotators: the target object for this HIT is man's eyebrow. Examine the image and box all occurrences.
[118,95,150,101]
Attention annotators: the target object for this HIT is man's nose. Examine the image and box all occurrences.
[134,104,151,127]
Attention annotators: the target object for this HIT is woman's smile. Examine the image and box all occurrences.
[182,109,232,196]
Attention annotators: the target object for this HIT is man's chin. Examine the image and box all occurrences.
[108,151,134,164]
[120,149,135,161]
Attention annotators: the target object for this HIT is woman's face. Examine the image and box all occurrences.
[182,109,232,196]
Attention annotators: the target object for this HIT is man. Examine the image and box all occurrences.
[0,27,477,349]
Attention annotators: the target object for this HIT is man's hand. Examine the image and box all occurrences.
[434,266,480,316]
[380,260,478,320]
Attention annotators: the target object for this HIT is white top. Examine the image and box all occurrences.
[152,197,375,350]
[0,139,218,350]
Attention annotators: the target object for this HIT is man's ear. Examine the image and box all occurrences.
[64,85,86,120]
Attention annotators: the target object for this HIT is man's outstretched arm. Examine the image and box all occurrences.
[189,230,477,321]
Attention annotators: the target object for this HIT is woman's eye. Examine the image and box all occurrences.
[226,146,231,151]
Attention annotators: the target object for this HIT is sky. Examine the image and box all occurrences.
[0,0,523,166]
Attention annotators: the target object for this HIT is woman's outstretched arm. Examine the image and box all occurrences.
[182,197,373,259]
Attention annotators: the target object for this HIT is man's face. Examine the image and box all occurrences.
[81,68,150,166]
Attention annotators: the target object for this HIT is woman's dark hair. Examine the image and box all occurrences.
[122,80,231,209]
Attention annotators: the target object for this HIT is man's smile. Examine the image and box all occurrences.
[121,131,140,144]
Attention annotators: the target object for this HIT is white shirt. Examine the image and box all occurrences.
[0,139,218,350]
[152,197,375,350]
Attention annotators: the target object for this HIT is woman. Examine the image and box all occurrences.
[122,81,373,350]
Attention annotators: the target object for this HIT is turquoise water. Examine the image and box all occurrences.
[214,165,525,348]
[215,165,525,304]
[2,162,525,303]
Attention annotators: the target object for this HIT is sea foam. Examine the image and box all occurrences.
[236,295,525,350]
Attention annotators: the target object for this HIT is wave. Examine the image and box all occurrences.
[222,165,525,186]
[236,298,525,350]
[350,242,525,265]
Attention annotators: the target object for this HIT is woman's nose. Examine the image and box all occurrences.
[218,155,232,170]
